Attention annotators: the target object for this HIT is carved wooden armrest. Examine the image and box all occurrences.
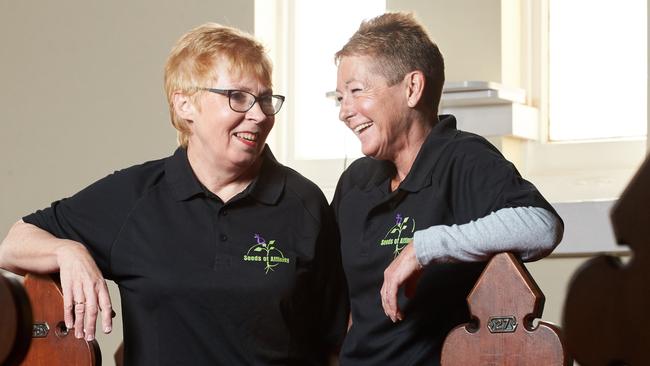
[19,273,101,366]
[441,252,571,365]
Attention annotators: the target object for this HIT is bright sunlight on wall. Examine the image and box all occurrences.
[292,0,385,159]
[548,0,647,141]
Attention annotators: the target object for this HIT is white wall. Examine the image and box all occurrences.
[0,1,254,364]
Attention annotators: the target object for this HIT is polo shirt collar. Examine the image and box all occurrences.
[363,160,396,190]
[399,114,458,192]
[165,147,205,201]
[247,146,285,205]
[164,145,285,204]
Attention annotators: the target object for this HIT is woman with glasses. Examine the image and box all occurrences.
[0,23,347,365]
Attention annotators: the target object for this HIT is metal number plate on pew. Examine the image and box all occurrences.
[441,252,571,365]
[487,316,517,333]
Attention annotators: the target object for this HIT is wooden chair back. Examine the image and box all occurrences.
[441,252,571,365]
[0,273,32,366]
[563,154,650,365]
[19,274,101,366]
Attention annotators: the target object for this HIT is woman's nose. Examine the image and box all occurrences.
[247,101,267,122]
[338,97,353,123]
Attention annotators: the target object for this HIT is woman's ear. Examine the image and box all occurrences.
[172,92,196,122]
[404,71,426,108]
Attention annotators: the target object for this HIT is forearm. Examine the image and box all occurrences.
[0,220,82,275]
[413,207,563,265]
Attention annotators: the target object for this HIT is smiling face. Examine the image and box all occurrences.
[336,55,411,161]
[184,61,275,172]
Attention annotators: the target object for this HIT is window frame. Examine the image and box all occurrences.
[257,0,648,229]
[508,0,647,202]
[255,0,376,200]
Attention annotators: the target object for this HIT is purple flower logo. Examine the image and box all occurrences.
[245,233,290,274]
[380,213,415,257]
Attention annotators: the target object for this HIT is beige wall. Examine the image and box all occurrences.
[0,1,254,236]
[0,1,253,364]
[388,0,503,84]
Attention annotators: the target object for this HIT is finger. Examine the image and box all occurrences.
[389,284,402,322]
[379,283,390,318]
[61,275,75,330]
[380,274,390,317]
[83,283,99,341]
[98,280,113,334]
[73,298,86,339]
[382,271,399,322]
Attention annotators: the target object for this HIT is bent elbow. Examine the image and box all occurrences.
[0,220,28,274]
[525,214,564,262]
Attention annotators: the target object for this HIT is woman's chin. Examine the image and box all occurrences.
[227,150,261,168]
[360,145,379,159]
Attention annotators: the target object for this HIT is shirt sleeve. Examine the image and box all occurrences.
[22,170,143,278]
[415,136,563,264]
[447,142,558,223]
[413,206,563,265]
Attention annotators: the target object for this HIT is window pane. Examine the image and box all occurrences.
[293,0,385,159]
[549,0,647,141]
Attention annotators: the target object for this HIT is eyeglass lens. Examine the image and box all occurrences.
[229,91,283,116]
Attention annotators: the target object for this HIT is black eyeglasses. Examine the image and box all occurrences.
[200,88,285,116]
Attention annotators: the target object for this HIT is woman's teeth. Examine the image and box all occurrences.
[354,122,373,135]
[235,132,258,141]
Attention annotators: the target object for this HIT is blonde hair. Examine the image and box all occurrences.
[164,23,272,147]
[335,12,445,111]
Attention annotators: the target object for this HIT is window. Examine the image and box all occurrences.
[515,0,648,204]
[257,1,647,203]
[256,0,385,160]
[255,0,385,198]
[291,0,385,160]
[548,0,647,141]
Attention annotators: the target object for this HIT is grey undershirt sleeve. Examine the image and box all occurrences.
[413,206,563,266]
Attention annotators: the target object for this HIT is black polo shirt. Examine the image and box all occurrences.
[24,146,348,366]
[332,115,559,365]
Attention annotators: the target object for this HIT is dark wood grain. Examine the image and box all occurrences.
[0,273,32,366]
[441,252,570,365]
[563,154,650,366]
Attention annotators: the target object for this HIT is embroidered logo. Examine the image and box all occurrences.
[380,213,416,257]
[243,234,290,274]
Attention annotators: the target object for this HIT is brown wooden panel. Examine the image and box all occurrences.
[0,273,32,366]
[441,252,570,365]
[563,154,650,366]
[19,274,101,366]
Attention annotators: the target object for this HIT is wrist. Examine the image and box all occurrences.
[54,240,87,265]
[409,240,424,270]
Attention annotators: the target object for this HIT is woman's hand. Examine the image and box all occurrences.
[55,242,113,341]
[380,241,422,322]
